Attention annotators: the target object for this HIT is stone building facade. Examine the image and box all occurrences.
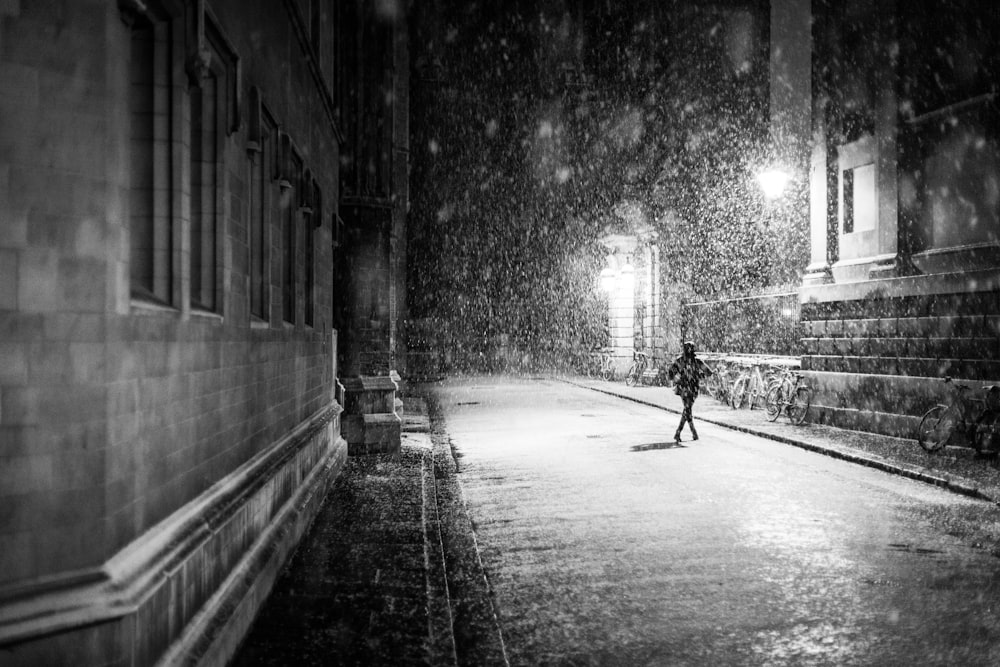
[0,1,397,664]
[797,1,1000,436]
[332,0,408,455]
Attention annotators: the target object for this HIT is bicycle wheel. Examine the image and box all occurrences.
[974,411,1000,454]
[705,373,721,400]
[625,362,640,386]
[748,378,764,410]
[600,363,614,382]
[787,386,811,425]
[764,384,783,422]
[917,405,951,452]
[730,376,748,409]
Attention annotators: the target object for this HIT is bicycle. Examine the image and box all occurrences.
[917,377,1000,454]
[705,359,738,406]
[598,348,616,381]
[764,368,812,425]
[625,350,650,387]
[586,347,616,381]
[730,362,775,410]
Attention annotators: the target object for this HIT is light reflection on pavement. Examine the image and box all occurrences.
[433,377,1000,666]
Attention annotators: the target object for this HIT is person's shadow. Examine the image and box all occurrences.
[630,441,686,452]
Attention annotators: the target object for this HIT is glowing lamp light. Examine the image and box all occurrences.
[599,267,616,293]
[757,167,792,200]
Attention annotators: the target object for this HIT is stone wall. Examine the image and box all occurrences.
[0,2,347,664]
[681,290,803,357]
[800,270,1000,437]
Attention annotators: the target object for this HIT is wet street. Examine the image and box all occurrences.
[432,377,1000,666]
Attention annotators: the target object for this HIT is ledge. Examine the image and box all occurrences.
[341,375,400,392]
[800,267,1000,304]
[0,403,341,650]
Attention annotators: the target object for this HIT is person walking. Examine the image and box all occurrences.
[667,341,713,444]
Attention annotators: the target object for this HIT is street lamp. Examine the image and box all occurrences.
[599,266,616,293]
[756,166,792,200]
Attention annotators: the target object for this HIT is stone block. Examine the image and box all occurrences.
[0,453,52,495]
[948,337,975,360]
[341,375,398,415]
[0,531,33,585]
[842,319,863,338]
[346,413,401,455]
[836,337,854,355]
[906,337,926,358]
[971,336,999,360]
[0,0,21,18]
[934,315,959,337]
[864,355,898,376]
[976,360,1000,382]
[340,414,364,444]
[59,256,106,311]
[0,62,38,112]
[877,317,898,337]
[800,337,820,355]
[985,316,1000,337]
[40,383,106,427]
[856,318,879,336]
[924,337,950,359]
[888,337,909,357]
[27,340,72,383]
[18,247,59,311]
[895,317,923,337]
[1,385,39,426]
[813,338,829,356]
[0,248,18,310]
[0,342,27,384]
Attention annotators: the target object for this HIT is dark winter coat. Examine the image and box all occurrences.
[667,354,713,400]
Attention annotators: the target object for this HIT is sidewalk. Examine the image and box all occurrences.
[231,398,457,666]
[231,396,505,667]
[231,376,1000,665]
[560,375,1000,505]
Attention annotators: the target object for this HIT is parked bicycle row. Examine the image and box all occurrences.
[583,348,812,425]
[700,355,812,425]
[582,347,1000,463]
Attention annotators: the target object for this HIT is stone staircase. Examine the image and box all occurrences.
[800,277,1000,438]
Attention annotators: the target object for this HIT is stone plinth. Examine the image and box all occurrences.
[341,375,402,455]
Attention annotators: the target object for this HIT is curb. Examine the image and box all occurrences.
[412,392,510,667]
[419,435,460,666]
[562,378,999,506]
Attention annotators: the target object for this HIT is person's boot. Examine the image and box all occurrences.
[690,425,699,441]
[673,430,682,444]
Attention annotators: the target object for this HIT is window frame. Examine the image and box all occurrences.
[126,5,179,309]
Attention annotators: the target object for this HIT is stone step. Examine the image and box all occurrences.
[802,336,998,359]
[804,355,1000,382]
[801,290,999,321]
[800,370,981,437]
[803,314,1000,339]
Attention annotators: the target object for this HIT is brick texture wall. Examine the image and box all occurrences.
[0,2,347,661]
[800,277,1000,436]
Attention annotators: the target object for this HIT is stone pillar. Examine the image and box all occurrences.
[612,260,635,357]
[803,112,833,286]
[868,5,901,280]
